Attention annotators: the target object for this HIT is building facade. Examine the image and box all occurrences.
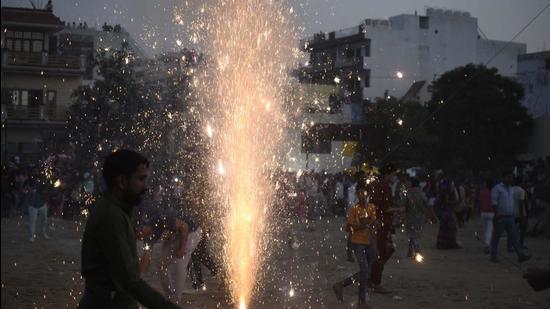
[299,8,526,103]
[292,7,528,172]
[516,51,550,158]
[1,6,86,163]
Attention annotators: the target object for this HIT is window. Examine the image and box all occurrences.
[32,32,44,40]
[5,31,45,53]
[23,40,30,52]
[32,41,43,52]
[5,39,13,50]
[21,91,28,106]
[2,89,20,105]
[47,91,56,105]
[363,69,371,88]
[419,16,429,29]
[28,90,43,106]
[364,39,371,57]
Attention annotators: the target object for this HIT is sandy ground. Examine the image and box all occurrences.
[2,214,549,309]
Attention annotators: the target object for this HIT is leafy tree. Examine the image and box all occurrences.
[67,43,161,173]
[426,64,533,173]
[359,97,434,169]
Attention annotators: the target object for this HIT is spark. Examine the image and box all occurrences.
[396,71,404,79]
[217,160,225,175]
[206,123,214,138]
[53,179,62,188]
[415,253,424,263]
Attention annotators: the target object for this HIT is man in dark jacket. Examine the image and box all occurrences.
[78,149,178,309]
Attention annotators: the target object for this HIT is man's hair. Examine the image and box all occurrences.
[102,149,149,189]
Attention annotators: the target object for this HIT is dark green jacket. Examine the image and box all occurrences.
[79,193,178,309]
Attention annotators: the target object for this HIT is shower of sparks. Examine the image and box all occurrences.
[194,0,297,307]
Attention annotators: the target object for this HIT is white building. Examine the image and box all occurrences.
[291,7,529,172]
[300,7,526,102]
[516,51,550,118]
[516,51,550,159]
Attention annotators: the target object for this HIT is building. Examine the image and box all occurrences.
[1,5,86,163]
[516,51,550,158]
[299,7,526,103]
[57,22,148,84]
[517,51,550,118]
[289,7,528,172]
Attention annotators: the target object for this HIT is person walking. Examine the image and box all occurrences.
[26,180,49,242]
[137,207,202,303]
[332,183,377,308]
[405,178,436,259]
[490,171,531,263]
[369,164,397,294]
[479,179,494,254]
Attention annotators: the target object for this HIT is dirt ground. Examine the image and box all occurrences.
[2,214,549,309]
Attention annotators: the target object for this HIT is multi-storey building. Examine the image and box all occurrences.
[1,5,86,163]
[292,8,528,172]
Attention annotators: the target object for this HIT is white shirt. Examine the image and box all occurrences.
[335,181,344,199]
[512,185,526,217]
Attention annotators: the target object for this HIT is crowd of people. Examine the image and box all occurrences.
[1,155,96,241]
[1,150,549,308]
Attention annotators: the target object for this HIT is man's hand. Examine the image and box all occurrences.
[139,249,152,275]
[176,247,186,259]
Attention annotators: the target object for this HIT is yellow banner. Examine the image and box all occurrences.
[341,141,358,156]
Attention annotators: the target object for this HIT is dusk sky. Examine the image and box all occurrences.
[3,0,549,55]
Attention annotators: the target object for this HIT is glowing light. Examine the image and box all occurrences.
[415,253,424,263]
[144,244,150,251]
[174,177,179,183]
[176,39,182,46]
[397,118,403,126]
[53,179,62,188]
[334,76,341,84]
[289,288,295,297]
[206,124,214,138]
[396,71,404,79]
[217,160,225,175]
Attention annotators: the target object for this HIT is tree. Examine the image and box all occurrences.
[360,97,434,169]
[67,43,158,173]
[426,64,533,173]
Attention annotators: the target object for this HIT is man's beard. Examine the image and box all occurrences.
[125,191,146,206]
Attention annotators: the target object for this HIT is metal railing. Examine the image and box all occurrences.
[1,104,67,121]
[2,51,83,69]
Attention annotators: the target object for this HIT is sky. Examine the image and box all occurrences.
[3,0,550,55]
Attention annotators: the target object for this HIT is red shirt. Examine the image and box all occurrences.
[479,188,493,213]
[371,178,393,230]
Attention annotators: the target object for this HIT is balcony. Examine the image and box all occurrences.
[1,104,67,123]
[1,50,85,75]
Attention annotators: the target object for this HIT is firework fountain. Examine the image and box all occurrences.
[193,0,298,308]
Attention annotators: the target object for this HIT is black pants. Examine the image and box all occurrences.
[189,237,219,289]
